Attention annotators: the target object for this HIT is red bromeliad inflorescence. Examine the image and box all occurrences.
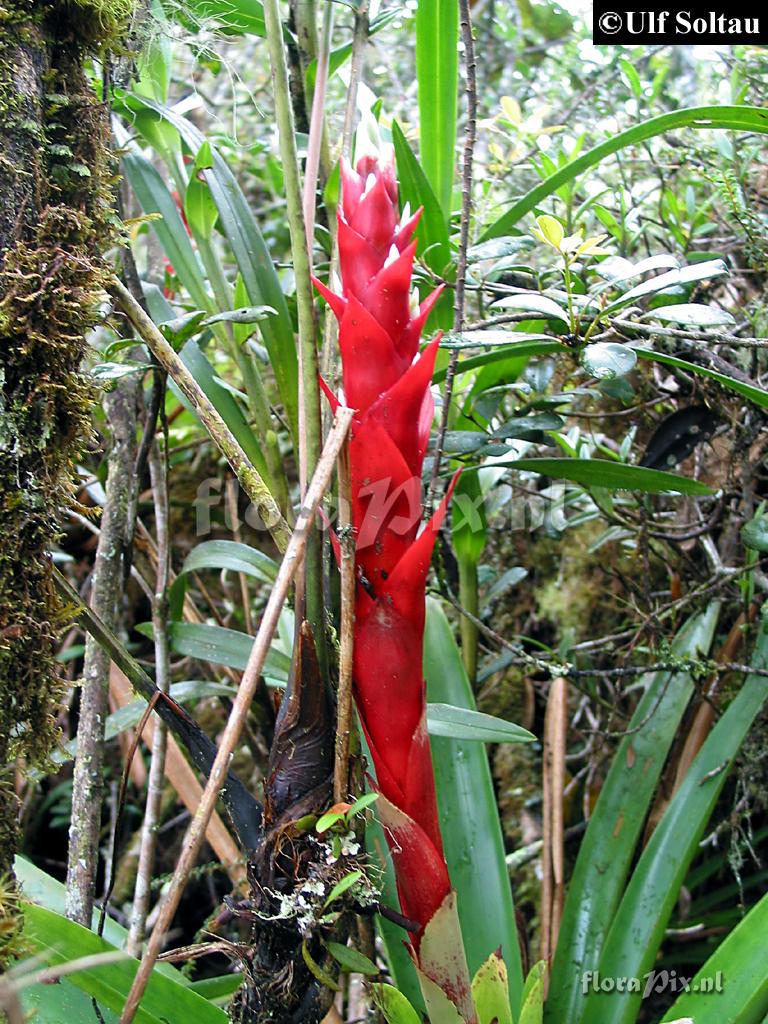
[313,154,458,949]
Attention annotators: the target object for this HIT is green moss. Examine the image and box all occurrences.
[0,3,121,884]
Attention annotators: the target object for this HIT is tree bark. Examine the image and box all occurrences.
[0,0,126,959]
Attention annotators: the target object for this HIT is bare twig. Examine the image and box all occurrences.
[303,0,334,252]
[611,316,768,349]
[118,406,354,1024]
[65,376,139,926]
[334,439,355,802]
[427,0,477,509]
[109,277,291,553]
[127,439,171,956]
[226,476,254,635]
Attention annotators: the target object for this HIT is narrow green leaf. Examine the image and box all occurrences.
[373,983,423,1024]
[316,810,345,833]
[141,285,271,482]
[500,457,713,496]
[326,941,379,976]
[323,870,362,908]
[178,338,271,481]
[392,121,452,275]
[481,106,768,240]
[188,974,244,1004]
[123,151,210,310]
[603,259,728,314]
[21,903,228,1024]
[149,621,290,681]
[519,961,547,1024]
[301,941,340,992]
[545,606,720,1024]
[472,952,513,1024]
[415,0,458,215]
[660,891,768,1024]
[22,976,119,1024]
[180,539,278,584]
[582,615,768,1024]
[432,340,566,383]
[427,703,536,744]
[182,0,266,35]
[15,858,180,982]
[345,792,379,817]
[202,305,276,326]
[119,94,299,437]
[425,599,525,1014]
[634,347,768,410]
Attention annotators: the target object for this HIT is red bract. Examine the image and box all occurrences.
[314,154,456,945]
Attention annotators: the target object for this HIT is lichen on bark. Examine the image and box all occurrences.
[0,0,130,960]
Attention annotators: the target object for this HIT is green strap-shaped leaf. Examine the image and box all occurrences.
[432,340,567,384]
[21,903,228,1024]
[415,0,458,216]
[519,961,547,1024]
[392,121,452,277]
[136,621,290,681]
[180,539,278,584]
[661,891,768,1024]
[480,105,768,241]
[424,598,525,1015]
[472,952,513,1024]
[490,457,712,496]
[118,93,299,437]
[182,0,266,35]
[140,284,272,483]
[22,975,120,1024]
[545,605,720,1024]
[634,348,768,411]
[122,151,211,311]
[373,983,423,1024]
[426,702,535,744]
[581,615,768,1024]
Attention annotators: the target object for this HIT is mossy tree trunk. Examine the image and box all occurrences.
[0,0,123,962]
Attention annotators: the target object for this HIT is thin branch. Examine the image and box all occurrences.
[127,438,171,956]
[226,476,254,635]
[303,0,334,252]
[65,376,139,926]
[334,439,355,803]
[611,316,768,348]
[118,406,354,1024]
[109,277,291,552]
[427,0,477,509]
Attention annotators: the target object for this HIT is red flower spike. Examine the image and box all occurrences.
[314,153,457,951]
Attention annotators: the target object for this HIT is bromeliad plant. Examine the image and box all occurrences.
[314,154,479,1019]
